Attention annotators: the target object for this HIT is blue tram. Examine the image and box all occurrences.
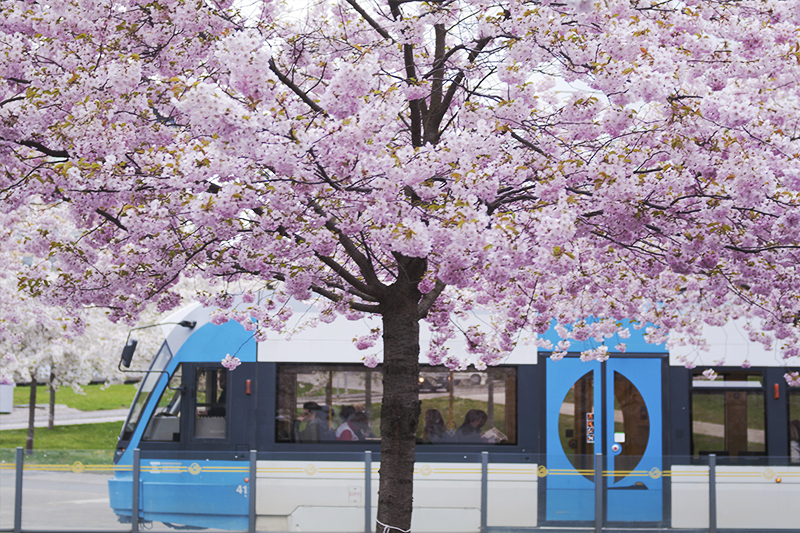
[109,299,800,531]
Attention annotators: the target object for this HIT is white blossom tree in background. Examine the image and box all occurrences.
[0,294,164,451]
[0,208,164,449]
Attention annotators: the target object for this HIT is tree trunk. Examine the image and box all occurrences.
[26,378,37,454]
[377,276,422,532]
[48,371,56,430]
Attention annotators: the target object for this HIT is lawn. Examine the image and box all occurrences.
[11,382,138,411]
[1,383,133,456]
[0,421,123,452]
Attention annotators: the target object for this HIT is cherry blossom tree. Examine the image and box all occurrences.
[3,0,800,528]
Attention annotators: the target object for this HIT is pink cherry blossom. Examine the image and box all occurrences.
[785,372,800,388]
[221,354,242,371]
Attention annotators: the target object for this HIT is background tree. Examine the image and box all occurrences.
[0,296,163,450]
[0,214,162,447]
[3,0,800,528]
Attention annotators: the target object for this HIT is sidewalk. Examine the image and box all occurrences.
[0,404,129,431]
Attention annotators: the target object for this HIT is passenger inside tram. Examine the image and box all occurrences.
[294,401,333,442]
[455,409,488,443]
[422,408,450,443]
[276,364,516,445]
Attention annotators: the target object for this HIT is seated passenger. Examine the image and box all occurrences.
[337,411,370,441]
[455,409,488,443]
[335,405,357,439]
[294,401,327,443]
[423,408,449,444]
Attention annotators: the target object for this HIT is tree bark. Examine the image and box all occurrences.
[26,378,37,454]
[377,266,423,532]
[48,371,56,430]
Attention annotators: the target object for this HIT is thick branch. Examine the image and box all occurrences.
[1,96,24,108]
[510,131,546,156]
[268,58,327,115]
[405,44,422,146]
[310,201,386,295]
[344,0,393,41]
[95,208,128,231]
[18,140,69,159]
[424,37,492,144]
[418,279,446,318]
[272,272,382,313]
[427,24,446,118]
[314,252,382,301]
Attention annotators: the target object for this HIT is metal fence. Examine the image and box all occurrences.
[1,448,796,533]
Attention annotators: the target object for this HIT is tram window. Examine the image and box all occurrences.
[276,365,380,443]
[612,371,649,481]
[558,371,595,479]
[195,368,227,439]
[789,384,800,463]
[275,364,517,445]
[143,365,182,442]
[419,367,516,444]
[691,370,765,457]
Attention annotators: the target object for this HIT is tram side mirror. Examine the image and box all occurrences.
[121,339,138,368]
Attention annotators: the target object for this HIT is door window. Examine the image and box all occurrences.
[612,371,649,482]
[558,370,595,479]
[195,367,228,439]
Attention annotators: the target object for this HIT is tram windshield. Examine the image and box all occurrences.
[121,341,174,441]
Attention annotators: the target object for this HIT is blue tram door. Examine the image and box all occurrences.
[544,357,663,524]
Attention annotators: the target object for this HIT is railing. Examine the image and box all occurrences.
[2,448,799,532]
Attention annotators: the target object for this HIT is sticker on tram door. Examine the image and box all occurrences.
[586,412,594,443]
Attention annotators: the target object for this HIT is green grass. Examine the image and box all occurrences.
[11,383,137,411]
[0,421,123,451]
[0,447,115,466]
[692,392,765,429]
[692,433,725,454]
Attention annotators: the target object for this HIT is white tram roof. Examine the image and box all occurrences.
[155,299,794,368]
[668,319,787,368]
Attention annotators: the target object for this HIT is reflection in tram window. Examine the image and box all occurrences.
[789,384,800,463]
[275,364,517,444]
[143,364,182,442]
[558,371,594,479]
[691,370,765,457]
[613,372,649,482]
[418,367,516,444]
